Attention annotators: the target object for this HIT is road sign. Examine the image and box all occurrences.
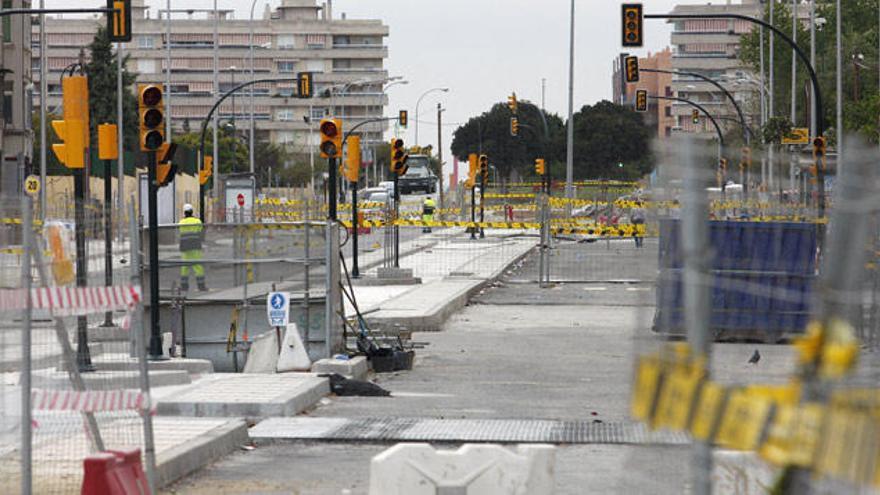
[24,175,40,197]
[782,127,810,145]
[237,193,245,207]
[267,292,290,327]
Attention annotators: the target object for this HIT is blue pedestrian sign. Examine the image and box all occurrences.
[267,292,290,327]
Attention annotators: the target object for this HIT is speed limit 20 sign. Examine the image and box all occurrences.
[24,175,41,197]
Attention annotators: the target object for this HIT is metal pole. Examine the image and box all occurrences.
[791,0,797,125]
[102,158,114,327]
[565,0,575,199]
[681,137,712,495]
[328,157,337,221]
[165,0,172,139]
[479,176,485,239]
[20,195,32,495]
[769,0,775,190]
[74,157,94,371]
[147,152,164,359]
[810,0,816,138]
[39,0,47,219]
[437,103,444,209]
[835,0,843,173]
[117,41,125,240]
[470,186,476,240]
[249,0,257,176]
[212,0,219,217]
[309,103,315,195]
[351,184,359,277]
[393,174,400,266]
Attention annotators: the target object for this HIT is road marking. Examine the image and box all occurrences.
[626,287,651,291]
[583,287,607,291]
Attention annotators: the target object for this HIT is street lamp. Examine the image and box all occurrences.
[414,87,449,146]
[248,0,262,177]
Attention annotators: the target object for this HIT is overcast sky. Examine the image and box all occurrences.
[47,0,700,175]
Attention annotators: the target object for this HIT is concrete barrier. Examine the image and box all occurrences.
[369,443,555,495]
[277,324,311,372]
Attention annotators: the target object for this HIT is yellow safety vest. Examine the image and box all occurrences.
[179,216,203,251]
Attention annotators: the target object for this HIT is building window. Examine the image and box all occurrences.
[664,106,672,117]
[277,61,296,73]
[276,108,294,122]
[665,86,672,97]
[2,0,10,42]
[310,107,326,120]
[304,60,324,73]
[138,36,155,49]
[277,34,295,49]
[665,126,672,137]
[305,34,326,49]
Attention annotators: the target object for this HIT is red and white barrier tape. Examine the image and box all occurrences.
[0,285,141,316]
[31,389,154,414]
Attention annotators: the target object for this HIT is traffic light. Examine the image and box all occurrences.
[156,143,178,188]
[344,135,361,183]
[635,89,647,112]
[399,110,408,128]
[390,137,409,176]
[479,154,489,182]
[508,92,518,114]
[622,4,643,47]
[199,156,213,185]
[813,136,826,158]
[97,123,118,160]
[466,153,478,188]
[51,75,89,169]
[741,146,752,171]
[107,0,132,42]
[297,72,313,98]
[510,117,519,137]
[319,118,343,158]
[691,109,700,125]
[535,158,546,176]
[624,55,640,83]
[138,84,165,152]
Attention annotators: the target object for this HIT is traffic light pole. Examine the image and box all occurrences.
[351,184,359,278]
[328,157,338,221]
[102,159,114,328]
[74,158,94,372]
[393,174,400,267]
[470,186,476,240]
[147,151,165,360]
[479,176,486,239]
[645,12,826,216]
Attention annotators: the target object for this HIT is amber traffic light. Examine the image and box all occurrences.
[399,110,408,128]
[52,75,89,169]
[297,72,313,98]
[479,155,489,182]
[344,135,361,183]
[319,118,343,158]
[466,153,478,188]
[508,92,518,114]
[535,158,546,176]
[107,0,132,42]
[200,156,213,185]
[390,138,409,176]
[622,4,643,47]
[691,109,700,125]
[138,84,165,152]
[624,55,640,83]
[813,136,826,158]
[635,90,647,112]
[510,117,519,137]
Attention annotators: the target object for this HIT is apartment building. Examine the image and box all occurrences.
[612,48,675,137]
[33,0,389,156]
[667,0,760,138]
[1,0,33,197]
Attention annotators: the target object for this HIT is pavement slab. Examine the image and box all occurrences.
[155,373,329,419]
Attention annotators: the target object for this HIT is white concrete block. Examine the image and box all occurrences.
[311,356,368,380]
[277,324,311,373]
[162,331,173,358]
[242,331,279,373]
[369,442,556,495]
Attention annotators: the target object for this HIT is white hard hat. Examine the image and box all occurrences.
[183,203,194,213]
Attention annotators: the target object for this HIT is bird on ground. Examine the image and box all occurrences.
[748,349,761,365]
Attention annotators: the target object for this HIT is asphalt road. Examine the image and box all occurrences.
[165,246,808,495]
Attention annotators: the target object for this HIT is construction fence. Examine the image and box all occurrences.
[0,195,156,494]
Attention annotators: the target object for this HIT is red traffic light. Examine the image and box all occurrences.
[320,120,339,137]
[142,86,162,106]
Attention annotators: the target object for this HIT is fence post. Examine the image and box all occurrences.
[680,138,712,495]
[303,200,311,356]
[129,199,157,493]
[325,221,341,358]
[20,194,33,495]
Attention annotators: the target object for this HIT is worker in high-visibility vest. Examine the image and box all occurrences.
[422,197,436,233]
[179,204,207,292]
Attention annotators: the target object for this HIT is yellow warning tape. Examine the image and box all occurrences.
[335,219,647,237]
[1,217,43,227]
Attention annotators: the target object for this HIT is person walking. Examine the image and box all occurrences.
[422,196,436,233]
[179,204,208,292]
[631,200,646,248]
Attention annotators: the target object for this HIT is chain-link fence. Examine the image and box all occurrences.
[1,194,155,494]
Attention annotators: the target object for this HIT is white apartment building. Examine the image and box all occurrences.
[668,0,761,138]
[1,0,33,197]
[33,0,389,156]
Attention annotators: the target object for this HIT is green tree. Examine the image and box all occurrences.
[451,101,564,180]
[84,26,139,152]
[172,126,247,175]
[566,100,654,180]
